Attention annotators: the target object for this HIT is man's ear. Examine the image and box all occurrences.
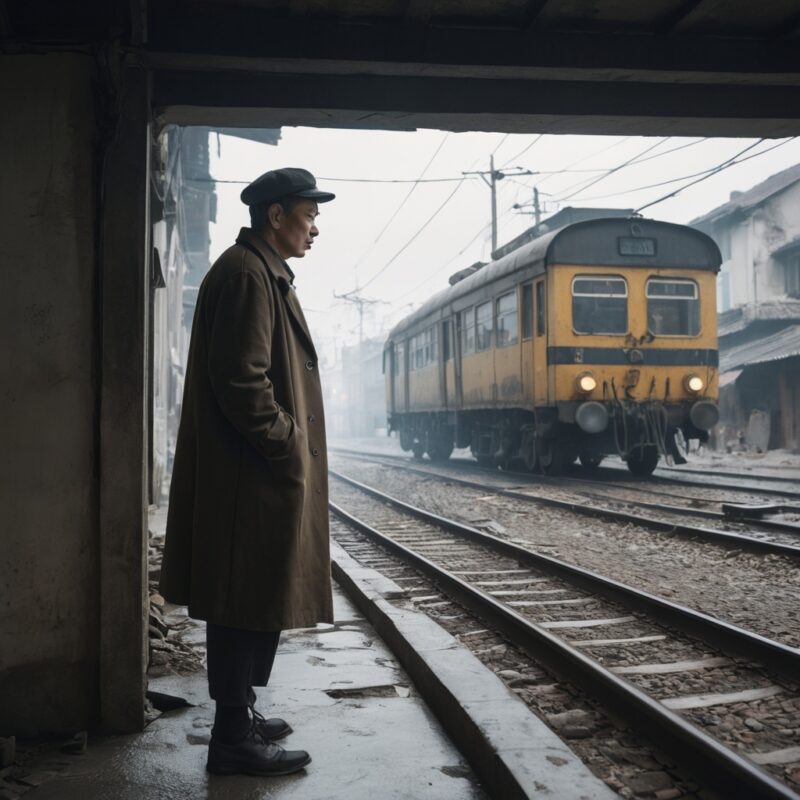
[267,202,283,230]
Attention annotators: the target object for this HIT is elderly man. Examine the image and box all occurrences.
[160,168,335,776]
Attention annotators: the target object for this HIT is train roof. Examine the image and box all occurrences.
[387,217,721,341]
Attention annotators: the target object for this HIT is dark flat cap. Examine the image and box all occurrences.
[240,167,335,206]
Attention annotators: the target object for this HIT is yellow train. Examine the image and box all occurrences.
[383,217,721,476]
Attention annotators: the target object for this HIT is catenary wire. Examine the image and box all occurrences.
[554,137,671,201]
[535,136,633,188]
[634,137,794,213]
[352,132,451,273]
[358,178,469,292]
[500,134,544,168]
[564,139,786,203]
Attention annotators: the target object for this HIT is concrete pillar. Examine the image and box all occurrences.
[0,54,99,735]
[98,64,151,733]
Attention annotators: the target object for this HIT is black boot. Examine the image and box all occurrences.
[251,706,292,741]
[207,720,310,776]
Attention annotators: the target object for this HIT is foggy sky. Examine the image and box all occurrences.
[208,128,800,366]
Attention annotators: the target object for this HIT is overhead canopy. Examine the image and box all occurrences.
[7,1,800,136]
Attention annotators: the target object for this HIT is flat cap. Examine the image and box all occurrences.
[240,167,335,207]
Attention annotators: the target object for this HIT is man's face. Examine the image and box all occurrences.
[269,198,320,259]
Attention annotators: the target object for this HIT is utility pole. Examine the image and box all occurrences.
[464,160,536,253]
[514,186,551,227]
[332,288,384,437]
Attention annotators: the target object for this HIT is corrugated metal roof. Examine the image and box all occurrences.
[691,163,800,227]
[720,323,800,372]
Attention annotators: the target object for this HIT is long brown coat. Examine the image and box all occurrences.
[160,228,333,631]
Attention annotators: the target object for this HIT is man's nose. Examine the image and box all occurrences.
[310,225,319,237]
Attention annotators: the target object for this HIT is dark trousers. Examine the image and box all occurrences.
[206,623,281,707]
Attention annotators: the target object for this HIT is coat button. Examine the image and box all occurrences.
[307,414,316,423]
[305,360,314,370]
[311,447,319,456]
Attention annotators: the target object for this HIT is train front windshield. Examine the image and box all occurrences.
[571,275,628,334]
[646,279,700,336]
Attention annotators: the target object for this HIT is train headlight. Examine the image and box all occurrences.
[576,373,597,393]
[684,374,704,394]
[576,401,609,434]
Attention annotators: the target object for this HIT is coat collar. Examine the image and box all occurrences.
[235,228,316,358]
[236,227,296,285]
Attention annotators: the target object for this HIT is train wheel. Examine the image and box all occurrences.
[411,440,425,460]
[579,453,604,471]
[429,440,454,462]
[475,454,495,468]
[538,440,567,475]
[626,446,659,477]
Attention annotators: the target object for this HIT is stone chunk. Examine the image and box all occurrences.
[546,709,596,732]
[627,771,673,795]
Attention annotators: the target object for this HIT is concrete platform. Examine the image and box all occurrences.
[24,587,485,800]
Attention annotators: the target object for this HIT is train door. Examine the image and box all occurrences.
[521,283,534,405]
[493,290,522,404]
[441,318,454,408]
[384,344,395,416]
[453,312,463,409]
[533,277,548,405]
[394,339,407,413]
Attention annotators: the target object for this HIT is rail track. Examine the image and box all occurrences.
[329,448,800,557]
[599,461,800,500]
[330,445,800,503]
[329,470,800,799]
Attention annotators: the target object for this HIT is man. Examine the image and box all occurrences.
[160,167,335,777]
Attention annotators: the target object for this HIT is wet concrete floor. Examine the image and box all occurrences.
[25,589,485,800]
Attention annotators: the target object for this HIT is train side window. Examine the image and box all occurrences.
[535,280,546,337]
[412,334,424,370]
[429,324,438,364]
[496,292,518,347]
[475,301,492,351]
[461,307,475,355]
[442,320,451,360]
[395,341,404,376]
[522,284,533,338]
[647,279,699,336]
[572,275,627,335]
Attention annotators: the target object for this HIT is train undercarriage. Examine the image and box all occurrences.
[390,400,718,477]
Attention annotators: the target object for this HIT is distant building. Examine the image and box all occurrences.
[691,164,800,452]
[323,337,386,439]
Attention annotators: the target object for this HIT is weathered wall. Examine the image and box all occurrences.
[751,181,800,303]
[0,54,98,735]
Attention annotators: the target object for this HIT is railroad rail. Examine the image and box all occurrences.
[330,449,800,557]
[595,462,800,500]
[330,445,800,504]
[329,472,800,799]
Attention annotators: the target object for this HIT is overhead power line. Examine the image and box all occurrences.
[535,136,633,189]
[554,137,670,202]
[500,134,544,169]
[353,132,451,274]
[492,133,511,156]
[634,137,795,213]
[359,178,469,292]
[565,140,769,202]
